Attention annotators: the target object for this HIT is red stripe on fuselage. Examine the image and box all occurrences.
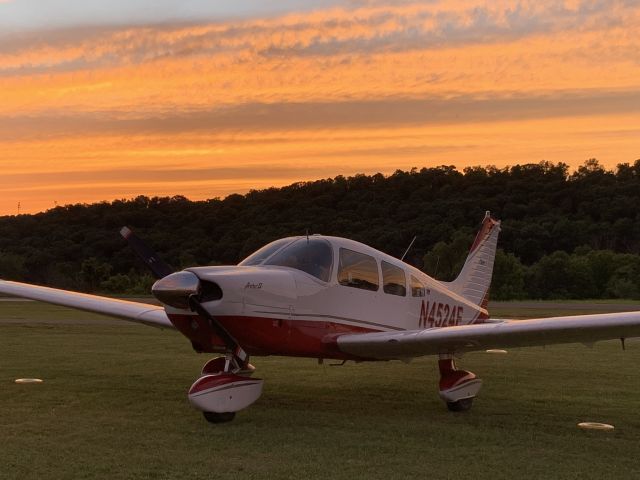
[167,313,377,360]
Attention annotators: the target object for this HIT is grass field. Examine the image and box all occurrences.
[2,301,640,480]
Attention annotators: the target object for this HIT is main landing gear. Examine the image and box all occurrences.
[438,355,482,412]
[188,355,262,423]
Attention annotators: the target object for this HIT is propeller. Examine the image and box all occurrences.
[119,227,173,279]
[120,226,248,368]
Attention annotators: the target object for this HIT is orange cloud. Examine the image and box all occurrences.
[0,1,639,214]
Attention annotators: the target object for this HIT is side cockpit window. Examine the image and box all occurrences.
[264,238,333,282]
[338,248,379,291]
[411,275,427,297]
[382,261,406,296]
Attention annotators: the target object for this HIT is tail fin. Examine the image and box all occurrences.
[446,212,501,308]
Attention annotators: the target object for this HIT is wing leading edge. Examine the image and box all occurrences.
[337,312,640,359]
[0,280,173,329]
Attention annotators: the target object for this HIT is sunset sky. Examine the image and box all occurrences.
[1,0,639,215]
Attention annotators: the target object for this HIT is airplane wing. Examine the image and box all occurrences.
[337,312,640,359]
[0,280,173,329]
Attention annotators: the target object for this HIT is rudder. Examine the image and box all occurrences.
[445,211,501,308]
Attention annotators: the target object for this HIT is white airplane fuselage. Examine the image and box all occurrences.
[160,235,488,360]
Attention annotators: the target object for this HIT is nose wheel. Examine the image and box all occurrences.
[446,397,474,412]
[203,411,236,423]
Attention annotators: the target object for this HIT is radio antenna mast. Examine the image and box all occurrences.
[400,235,417,261]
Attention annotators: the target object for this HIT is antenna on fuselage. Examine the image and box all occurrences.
[400,235,417,262]
[306,228,309,244]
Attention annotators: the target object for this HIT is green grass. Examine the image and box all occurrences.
[490,300,640,319]
[1,301,640,480]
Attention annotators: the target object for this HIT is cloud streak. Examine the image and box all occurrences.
[3,2,638,68]
[2,90,640,141]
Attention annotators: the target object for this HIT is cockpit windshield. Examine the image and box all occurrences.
[238,238,294,266]
[263,238,333,282]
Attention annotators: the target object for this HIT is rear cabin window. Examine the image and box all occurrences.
[338,248,379,291]
[382,261,406,296]
[411,275,427,297]
[263,238,333,282]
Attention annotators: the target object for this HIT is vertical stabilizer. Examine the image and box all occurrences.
[446,212,501,308]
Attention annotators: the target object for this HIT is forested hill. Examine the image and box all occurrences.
[1,159,640,300]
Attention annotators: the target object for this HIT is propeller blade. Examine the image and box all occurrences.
[120,226,174,279]
[188,295,249,365]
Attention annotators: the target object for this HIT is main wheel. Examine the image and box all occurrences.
[446,397,474,412]
[203,411,236,423]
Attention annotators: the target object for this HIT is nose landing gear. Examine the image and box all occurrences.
[189,355,263,423]
[438,355,482,412]
[185,295,262,423]
[201,356,256,377]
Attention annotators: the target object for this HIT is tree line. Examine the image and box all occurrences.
[1,158,639,299]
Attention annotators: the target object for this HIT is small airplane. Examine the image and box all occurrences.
[2,212,640,423]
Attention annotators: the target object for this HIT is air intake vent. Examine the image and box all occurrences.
[200,281,223,302]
